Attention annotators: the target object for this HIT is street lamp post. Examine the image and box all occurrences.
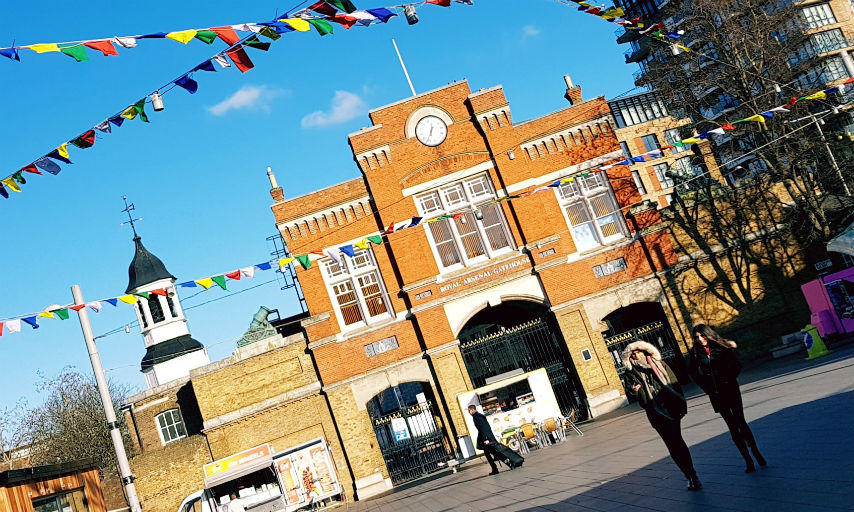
[71,284,143,512]
[809,113,851,196]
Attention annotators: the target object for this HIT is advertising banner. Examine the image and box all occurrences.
[273,438,340,507]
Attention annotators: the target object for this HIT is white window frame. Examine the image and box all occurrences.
[415,174,514,273]
[156,408,187,446]
[556,172,629,253]
[321,247,394,331]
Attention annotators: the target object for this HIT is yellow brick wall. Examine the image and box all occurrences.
[553,307,623,398]
[192,342,314,420]
[429,346,473,437]
[129,435,211,512]
[324,386,387,486]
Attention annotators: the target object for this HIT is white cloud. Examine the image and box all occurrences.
[207,85,284,116]
[522,25,541,39]
[301,91,368,128]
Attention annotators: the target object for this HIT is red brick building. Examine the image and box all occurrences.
[269,77,687,498]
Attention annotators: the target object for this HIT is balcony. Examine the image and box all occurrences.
[617,29,642,44]
[625,46,651,64]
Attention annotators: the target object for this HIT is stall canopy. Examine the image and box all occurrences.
[827,222,854,256]
[203,444,274,488]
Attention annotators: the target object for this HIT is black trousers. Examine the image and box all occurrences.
[647,411,696,479]
[716,386,758,452]
[481,443,499,472]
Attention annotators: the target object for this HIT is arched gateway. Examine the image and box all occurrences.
[457,300,589,419]
[366,382,451,485]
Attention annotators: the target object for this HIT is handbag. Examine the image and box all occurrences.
[655,384,687,419]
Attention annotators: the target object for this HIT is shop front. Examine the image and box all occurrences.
[0,461,106,512]
[179,439,343,512]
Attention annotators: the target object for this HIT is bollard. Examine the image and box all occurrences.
[802,324,832,360]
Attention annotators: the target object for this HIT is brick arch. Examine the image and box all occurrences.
[452,296,549,339]
[399,151,491,189]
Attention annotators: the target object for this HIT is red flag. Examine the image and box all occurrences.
[427,0,451,5]
[22,164,41,175]
[784,97,798,108]
[721,123,736,130]
[329,14,358,28]
[75,129,96,148]
[382,222,395,235]
[212,27,241,45]
[70,304,86,311]
[844,77,854,84]
[226,45,254,72]
[84,40,118,56]
[452,212,464,219]
[151,288,168,296]
[225,270,241,280]
[309,0,338,15]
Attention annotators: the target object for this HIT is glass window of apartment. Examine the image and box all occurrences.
[641,134,660,153]
[609,93,668,128]
[415,174,513,270]
[823,56,848,82]
[632,170,647,195]
[156,408,187,445]
[801,3,836,29]
[620,141,633,160]
[676,156,703,177]
[322,247,391,327]
[654,162,674,188]
[34,490,88,512]
[664,128,687,153]
[556,173,628,252]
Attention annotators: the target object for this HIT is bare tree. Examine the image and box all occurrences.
[25,367,137,473]
[0,399,30,471]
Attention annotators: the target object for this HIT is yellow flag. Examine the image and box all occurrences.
[118,295,138,304]
[602,7,625,19]
[195,278,214,290]
[681,137,701,144]
[278,257,294,267]
[166,30,198,44]
[1,178,21,192]
[560,177,575,184]
[58,143,70,160]
[805,91,826,101]
[354,238,370,249]
[743,114,766,123]
[28,43,60,53]
[39,311,55,319]
[121,106,138,120]
[280,18,311,31]
[676,44,691,53]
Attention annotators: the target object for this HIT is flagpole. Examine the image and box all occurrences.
[392,39,416,96]
[72,284,143,512]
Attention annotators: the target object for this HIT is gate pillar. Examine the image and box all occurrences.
[552,306,627,418]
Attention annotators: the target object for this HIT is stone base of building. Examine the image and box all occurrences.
[587,389,628,418]
[355,472,393,500]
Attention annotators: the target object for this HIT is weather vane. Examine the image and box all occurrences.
[120,195,143,238]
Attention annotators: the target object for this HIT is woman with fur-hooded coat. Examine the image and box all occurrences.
[689,324,766,473]
[622,340,701,490]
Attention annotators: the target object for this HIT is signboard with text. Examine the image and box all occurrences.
[203,443,273,477]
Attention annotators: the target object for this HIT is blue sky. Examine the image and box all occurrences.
[0,0,637,410]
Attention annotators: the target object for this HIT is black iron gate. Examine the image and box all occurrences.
[459,316,588,419]
[369,396,450,485]
[604,320,685,394]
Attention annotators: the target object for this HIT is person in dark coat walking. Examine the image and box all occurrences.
[468,405,500,475]
[622,340,701,490]
[689,324,767,473]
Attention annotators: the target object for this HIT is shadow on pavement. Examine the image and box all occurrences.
[500,391,854,512]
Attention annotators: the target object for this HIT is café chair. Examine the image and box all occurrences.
[541,417,565,444]
[562,408,584,437]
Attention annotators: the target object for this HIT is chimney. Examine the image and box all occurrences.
[563,74,583,106]
[268,166,284,202]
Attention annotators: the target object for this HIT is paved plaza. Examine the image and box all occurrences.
[346,346,854,512]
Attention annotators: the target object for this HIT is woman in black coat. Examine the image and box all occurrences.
[689,324,766,473]
[623,340,701,490]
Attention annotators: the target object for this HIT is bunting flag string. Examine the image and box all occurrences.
[0,1,472,201]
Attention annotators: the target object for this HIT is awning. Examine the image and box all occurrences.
[203,453,273,488]
[827,222,854,256]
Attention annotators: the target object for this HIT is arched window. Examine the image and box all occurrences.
[149,296,165,323]
[136,303,148,328]
[166,293,178,318]
[155,408,187,445]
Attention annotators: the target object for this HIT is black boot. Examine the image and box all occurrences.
[735,439,755,473]
[687,473,702,491]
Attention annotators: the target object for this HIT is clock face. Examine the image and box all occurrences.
[415,115,448,147]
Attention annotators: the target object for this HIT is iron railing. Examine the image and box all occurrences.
[604,320,685,394]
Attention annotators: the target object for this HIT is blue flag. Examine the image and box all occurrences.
[0,47,20,61]
[105,298,118,307]
[0,185,8,199]
[22,316,39,329]
[256,262,273,271]
[109,116,125,127]
[339,245,356,258]
[138,32,168,39]
[194,60,216,72]
[178,281,197,288]
[47,149,72,164]
[35,157,62,175]
[366,8,396,22]
[175,75,199,94]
